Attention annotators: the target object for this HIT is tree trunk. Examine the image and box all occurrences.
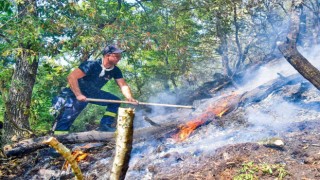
[278,0,320,90]
[1,0,39,148]
[216,11,232,77]
[2,51,39,144]
[233,1,244,72]
[110,108,134,180]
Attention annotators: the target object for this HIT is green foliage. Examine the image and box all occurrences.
[233,161,288,180]
[29,59,70,131]
[71,104,105,132]
[0,53,14,123]
[0,0,13,16]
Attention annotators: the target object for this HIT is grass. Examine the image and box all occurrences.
[233,161,288,180]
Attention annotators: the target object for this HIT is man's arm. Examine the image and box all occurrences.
[68,68,87,101]
[115,78,138,104]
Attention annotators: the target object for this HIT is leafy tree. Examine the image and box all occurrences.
[0,0,129,143]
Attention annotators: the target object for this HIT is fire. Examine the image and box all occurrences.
[62,150,88,170]
[173,119,206,142]
[213,101,229,117]
[173,93,239,142]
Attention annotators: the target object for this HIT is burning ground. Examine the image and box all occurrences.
[1,57,320,179]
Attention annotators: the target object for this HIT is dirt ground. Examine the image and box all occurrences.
[153,121,320,179]
[0,119,319,179]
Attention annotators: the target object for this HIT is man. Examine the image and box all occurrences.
[52,45,138,134]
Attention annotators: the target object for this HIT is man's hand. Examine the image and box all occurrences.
[126,97,139,105]
[76,94,87,102]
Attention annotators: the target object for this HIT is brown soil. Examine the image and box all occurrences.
[0,120,319,179]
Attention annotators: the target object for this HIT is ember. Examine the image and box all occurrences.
[173,93,240,142]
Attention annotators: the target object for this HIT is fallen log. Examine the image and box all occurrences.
[3,122,178,157]
[173,73,303,141]
[3,131,115,157]
[240,74,302,106]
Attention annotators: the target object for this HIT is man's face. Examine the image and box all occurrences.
[107,53,122,65]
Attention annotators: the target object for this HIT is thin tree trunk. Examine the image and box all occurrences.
[278,0,320,90]
[110,108,134,180]
[216,11,232,77]
[233,1,244,71]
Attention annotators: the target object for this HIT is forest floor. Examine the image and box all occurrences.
[1,83,320,179]
[0,121,320,179]
[1,59,320,179]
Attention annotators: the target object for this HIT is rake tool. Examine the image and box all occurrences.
[86,98,194,109]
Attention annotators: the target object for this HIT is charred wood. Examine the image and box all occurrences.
[143,116,161,127]
[240,74,302,107]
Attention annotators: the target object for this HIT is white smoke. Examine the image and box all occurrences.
[299,45,320,68]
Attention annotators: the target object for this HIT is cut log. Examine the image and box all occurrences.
[110,108,134,180]
[43,137,83,180]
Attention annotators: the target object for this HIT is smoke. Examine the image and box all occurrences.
[239,59,296,92]
[237,44,320,94]
[299,45,320,68]
[246,97,300,134]
[133,91,181,128]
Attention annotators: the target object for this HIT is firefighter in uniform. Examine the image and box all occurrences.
[51,45,138,134]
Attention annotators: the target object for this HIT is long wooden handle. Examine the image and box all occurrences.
[86,98,194,109]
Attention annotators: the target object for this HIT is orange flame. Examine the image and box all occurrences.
[173,93,238,142]
[173,119,206,142]
[62,150,88,170]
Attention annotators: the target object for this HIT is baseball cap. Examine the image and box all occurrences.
[102,45,125,55]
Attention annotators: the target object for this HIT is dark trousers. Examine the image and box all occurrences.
[52,89,120,131]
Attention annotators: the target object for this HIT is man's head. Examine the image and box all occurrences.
[102,45,124,56]
[102,45,124,66]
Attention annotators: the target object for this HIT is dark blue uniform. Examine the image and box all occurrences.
[52,59,123,133]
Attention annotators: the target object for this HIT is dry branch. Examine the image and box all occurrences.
[278,1,320,90]
[110,108,135,180]
[43,137,83,180]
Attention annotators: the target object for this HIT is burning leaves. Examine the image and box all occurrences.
[173,93,241,142]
